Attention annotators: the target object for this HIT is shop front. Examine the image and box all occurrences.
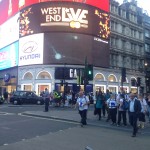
[0,67,18,96]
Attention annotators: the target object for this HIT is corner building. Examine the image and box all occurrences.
[0,0,146,95]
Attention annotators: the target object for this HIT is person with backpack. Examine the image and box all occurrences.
[117,94,127,127]
[75,90,90,127]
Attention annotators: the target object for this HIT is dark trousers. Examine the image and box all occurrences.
[129,112,138,135]
[45,98,49,112]
[118,111,127,125]
[109,108,117,123]
[79,109,87,125]
[95,108,101,120]
[102,103,106,116]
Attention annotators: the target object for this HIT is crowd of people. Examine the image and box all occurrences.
[93,88,150,137]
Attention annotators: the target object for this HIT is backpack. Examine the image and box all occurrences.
[122,99,129,110]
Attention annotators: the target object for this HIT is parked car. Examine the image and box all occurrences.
[10,91,44,105]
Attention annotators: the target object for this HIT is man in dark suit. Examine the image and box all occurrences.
[129,93,141,137]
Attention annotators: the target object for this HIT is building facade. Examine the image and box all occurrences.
[0,0,148,96]
[143,13,150,93]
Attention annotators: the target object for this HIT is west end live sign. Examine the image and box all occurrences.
[41,7,88,29]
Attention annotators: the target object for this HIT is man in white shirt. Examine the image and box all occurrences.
[75,90,90,127]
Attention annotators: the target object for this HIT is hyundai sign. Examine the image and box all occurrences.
[19,33,44,66]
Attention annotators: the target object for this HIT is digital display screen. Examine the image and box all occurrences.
[0,0,109,25]
[44,33,109,67]
[19,33,44,66]
[0,41,19,70]
[0,13,19,49]
[19,2,110,39]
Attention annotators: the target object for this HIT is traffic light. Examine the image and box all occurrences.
[137,77,141,87]
[121,68,126,82]
[87,64,93,81]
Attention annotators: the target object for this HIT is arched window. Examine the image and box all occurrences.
[108,74,117,82]
[95,73,105,81]
[23,72,33,80]
[37,71,51,79]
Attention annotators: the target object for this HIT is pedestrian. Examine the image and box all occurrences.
[94,90,103,120]
[138,94,148,129]
[107,94,117,125]
[128,93,141,137]
[147,94,150,123]
[103,89,110,118]
[43,88,50,112]
[117,94,127,127]
[3,90,9,104]
[75,90,90,127]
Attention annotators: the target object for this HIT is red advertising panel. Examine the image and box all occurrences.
[0,0,109,25]
[19,2,110,39]
[0,0,19,25]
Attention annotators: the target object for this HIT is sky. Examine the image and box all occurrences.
[116,0,150,15]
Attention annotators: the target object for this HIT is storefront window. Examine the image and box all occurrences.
[108,74,117,82]
[37,71,51,79]
[24,72,33,80]
[23,85,32,91]
[95,73,105,81]
[95,85,106,93]
[108,86,118,94]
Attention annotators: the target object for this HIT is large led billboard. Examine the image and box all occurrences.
[0,0,109,25]
[0,41,19,70]
[0,13,19,49]
[19,33,44,66]
[44,33,109,67]
[19,2,110,38]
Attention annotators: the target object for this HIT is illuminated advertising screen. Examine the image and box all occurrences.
[0,41,19,70]
[44,33,109,67]
[19,2,110,39]
[0,0,109,25]
[0,13,19,49]
[19,33,44,66]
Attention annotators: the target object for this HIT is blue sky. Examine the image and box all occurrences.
[116,0,150,15]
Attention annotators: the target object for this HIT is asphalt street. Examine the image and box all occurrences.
[0,104,150,150]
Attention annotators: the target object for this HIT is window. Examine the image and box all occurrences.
[122,40,125,49]
[122,25,125,34]
[37,71,51,79]
[145,44,150,52]
[24,72,33,80]
[122,10,126,18]
[110,21,115,30]
[95,74,105,81]
[108,75,117,82]
[145,30,150,38]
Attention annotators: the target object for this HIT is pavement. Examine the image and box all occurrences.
[21,106,150,133]
[0,105,150,150]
